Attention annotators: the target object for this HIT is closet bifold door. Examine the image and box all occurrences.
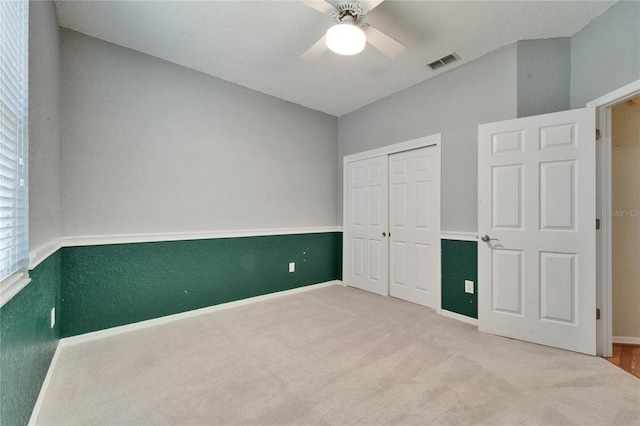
[346,155,389,296]
[388,146,440,309]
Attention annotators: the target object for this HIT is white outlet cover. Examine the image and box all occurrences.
[465,280,474,294]
[50,307,56,328]
[289,262,295,273]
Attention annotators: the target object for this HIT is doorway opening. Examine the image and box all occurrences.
[588,80,640,361]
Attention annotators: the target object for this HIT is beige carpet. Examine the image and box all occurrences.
[35,285,640,425]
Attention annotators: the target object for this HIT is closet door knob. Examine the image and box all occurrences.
[382,232,387,237]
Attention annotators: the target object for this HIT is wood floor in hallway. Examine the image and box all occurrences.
[606,344,640,379]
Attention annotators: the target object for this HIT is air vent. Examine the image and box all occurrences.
[426,53,459,70]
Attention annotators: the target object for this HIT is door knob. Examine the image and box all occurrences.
[480,234,499,242]
[382,232,387,237]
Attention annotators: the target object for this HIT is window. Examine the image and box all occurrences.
[1,0,29,304]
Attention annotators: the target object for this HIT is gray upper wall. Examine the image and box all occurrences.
[32,0,639,239]
[517,38,570,118]
[339,44,518,233]
[339,0,638,233]
[571,1,640,108]
[60,29,339,237]
[29,0,62,251]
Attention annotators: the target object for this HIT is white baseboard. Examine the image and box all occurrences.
[61,280,341,347]
[440,309,478,326]
[28,342,62,426]
[612,336,640,345]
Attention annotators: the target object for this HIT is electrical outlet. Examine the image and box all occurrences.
[50,307,55,328]
[289,262,295,273]
[465,280,474,294]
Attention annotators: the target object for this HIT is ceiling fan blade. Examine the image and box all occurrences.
[362,24,404,58]
[359,0,385,13]
[302,35,328,61]
[299,1,336,15]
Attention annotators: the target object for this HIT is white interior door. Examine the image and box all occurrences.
[346,155,389,296]
[478,107,596,355]
[389,146,441,309]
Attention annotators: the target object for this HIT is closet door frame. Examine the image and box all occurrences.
[342,134,442,311]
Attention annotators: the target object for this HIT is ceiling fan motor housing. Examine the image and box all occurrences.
[332,3,366,25]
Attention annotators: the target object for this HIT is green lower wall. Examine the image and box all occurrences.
[61,232,342,337]
[0,250,62,426]
[441,239,478,318]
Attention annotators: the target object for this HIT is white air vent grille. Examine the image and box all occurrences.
[427,53,459,70]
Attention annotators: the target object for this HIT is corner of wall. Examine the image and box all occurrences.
[0,1,65,424]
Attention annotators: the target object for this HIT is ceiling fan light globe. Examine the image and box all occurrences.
[325,23,366,55]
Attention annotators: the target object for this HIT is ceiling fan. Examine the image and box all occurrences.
[300,0,405,60]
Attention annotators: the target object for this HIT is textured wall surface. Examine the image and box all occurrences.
[60,29,339,238]
[28,0,62,251]
[517,38,570,118]
[338,44,518,233]
[0,251,62,426]
[611,102,640,338]
[61,233,341,337]
[441,240,478,319]
[571,1,640,108]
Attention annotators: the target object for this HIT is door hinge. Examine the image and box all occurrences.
[596,218,600,230]
[596,129,601,140]
[596,308,601,320]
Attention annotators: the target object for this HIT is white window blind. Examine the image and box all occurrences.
[0,0,29,287]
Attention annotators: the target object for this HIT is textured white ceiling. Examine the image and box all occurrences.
[54,0,615,116]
